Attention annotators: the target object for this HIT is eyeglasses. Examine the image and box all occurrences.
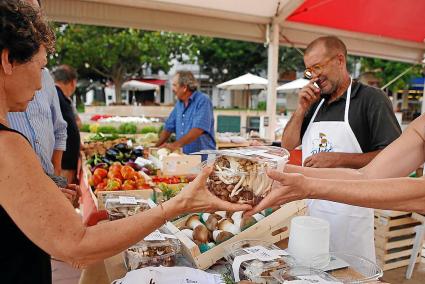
[304,55,337,79]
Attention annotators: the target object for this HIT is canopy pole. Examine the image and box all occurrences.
[266,19,279,140]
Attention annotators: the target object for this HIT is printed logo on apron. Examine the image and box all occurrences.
[310,132,334,155]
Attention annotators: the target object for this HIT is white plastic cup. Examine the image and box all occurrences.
[288,216,330,269]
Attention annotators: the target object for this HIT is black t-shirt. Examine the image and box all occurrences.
[300,80,401,153]
[0,123,52,284]
[56,86,81,170]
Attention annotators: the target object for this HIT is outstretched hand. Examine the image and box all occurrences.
[244,169,308,216]
[175,166,252,214]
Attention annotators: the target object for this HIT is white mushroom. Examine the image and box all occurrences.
[229,175,246,197]
[218,218,240,235]
[212,230,234,244]
[186,215,210,244]
[200,213,221,231]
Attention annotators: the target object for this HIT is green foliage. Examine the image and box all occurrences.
[97,125,118,134]
[80,124,90,132]
[50,24,201,103]
[360,58,422,91]
[118,123,138,134]
[257,101,267,110]
[139,126,159,134]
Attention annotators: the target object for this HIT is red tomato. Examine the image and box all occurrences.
[94,168,108,178]
[121,166,135,180]
[92,174,103,186]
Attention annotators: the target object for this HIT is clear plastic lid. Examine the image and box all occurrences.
[271,266,342,283]
[312,252,383,283]
[104,195,151,221]
[225,240,295,283]
[124,228,180,271]
[204,147,290,204]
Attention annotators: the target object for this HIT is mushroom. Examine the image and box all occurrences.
[212,230,234,244]
[200,213,222,231]
[231,211,263,231]
[186,215,209,244]
[218,218,240,235]
[179,226,194,241]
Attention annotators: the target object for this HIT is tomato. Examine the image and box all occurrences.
[106,178,121,191]
[110,171,124,181]
[89,176,94,187]
[122,180,136,191]
[121,166,135,180]
[96,182,106,191]
[92,174,103,186]
[109,163,122,173]
[94,168,108,179]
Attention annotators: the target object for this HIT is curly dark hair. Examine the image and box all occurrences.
[0,0,55,64]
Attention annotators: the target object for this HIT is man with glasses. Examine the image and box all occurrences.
[281,36,401,261]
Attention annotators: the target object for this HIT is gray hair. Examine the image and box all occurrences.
[52,65,77,84]
[175,70,198,92]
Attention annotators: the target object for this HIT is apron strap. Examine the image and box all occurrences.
[344,78,353,122]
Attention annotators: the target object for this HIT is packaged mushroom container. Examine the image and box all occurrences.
[225,240,295,284]
[104,195,152,221]
[203,146,290,205]
[124,228,180,271]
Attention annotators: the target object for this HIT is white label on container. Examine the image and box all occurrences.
[243,246,280,262]
[144,230,166,241]
[118,196,137,205]
[284,275,342,283]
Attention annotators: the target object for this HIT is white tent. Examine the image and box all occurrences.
[277,78,309,91]
[217,73,268,90]
[122,80,158,91]
[44,0,425,138]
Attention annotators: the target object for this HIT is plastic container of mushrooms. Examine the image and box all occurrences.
[104,195,152,221]
[124,228,181,271]
[201,146,290,205]
[225,240,296,284]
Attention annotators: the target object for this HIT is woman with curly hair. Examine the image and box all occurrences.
[0,1,250,283]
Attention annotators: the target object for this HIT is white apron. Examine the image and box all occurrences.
[301,80,375,262]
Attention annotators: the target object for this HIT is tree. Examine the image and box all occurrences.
[360,57,422,92]
[51,24,198,104]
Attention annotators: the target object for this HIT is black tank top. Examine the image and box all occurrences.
[0,123,52,284]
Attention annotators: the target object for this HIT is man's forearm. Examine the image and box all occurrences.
[156,130,171,147]
[52,150,63,175]
[334,150,381,168]
[175,128,204,147]
[308,177,425,214]
[281,109,305,150]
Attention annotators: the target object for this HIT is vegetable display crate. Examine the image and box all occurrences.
[166,200,306,270]
[374,210,423,271]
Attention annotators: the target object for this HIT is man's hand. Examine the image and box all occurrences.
[163,142,181,152]
[297,79,321,112]
[303,152,342,168]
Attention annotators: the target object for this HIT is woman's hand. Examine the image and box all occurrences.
[244,169,310,216]
[166,166,252,216]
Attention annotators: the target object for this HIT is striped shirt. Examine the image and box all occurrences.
[7,68,68,175]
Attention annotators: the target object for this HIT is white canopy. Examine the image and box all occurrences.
[122,80,158,91]
[277,78,309,91]
[217,73,268,90]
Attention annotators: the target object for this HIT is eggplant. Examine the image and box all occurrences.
[101,157,114,165]
[114,143,131,153]
[91,163,108,173]
[131,148,144,158]
[125,161,142,171]
[105,148,121,160]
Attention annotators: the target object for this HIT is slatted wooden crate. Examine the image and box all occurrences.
[166,200,307,270]
[374,210,423,271]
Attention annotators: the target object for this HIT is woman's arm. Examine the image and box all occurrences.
[0,132,251,268]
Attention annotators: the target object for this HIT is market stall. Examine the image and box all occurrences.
[77,137,387,283]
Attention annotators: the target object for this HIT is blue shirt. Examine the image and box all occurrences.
[165,91,216,154]
[7,69,68,175]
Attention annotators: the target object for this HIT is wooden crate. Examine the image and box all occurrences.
[148,148,201,176]
[165,200,307,270]
[374,210,423,271]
